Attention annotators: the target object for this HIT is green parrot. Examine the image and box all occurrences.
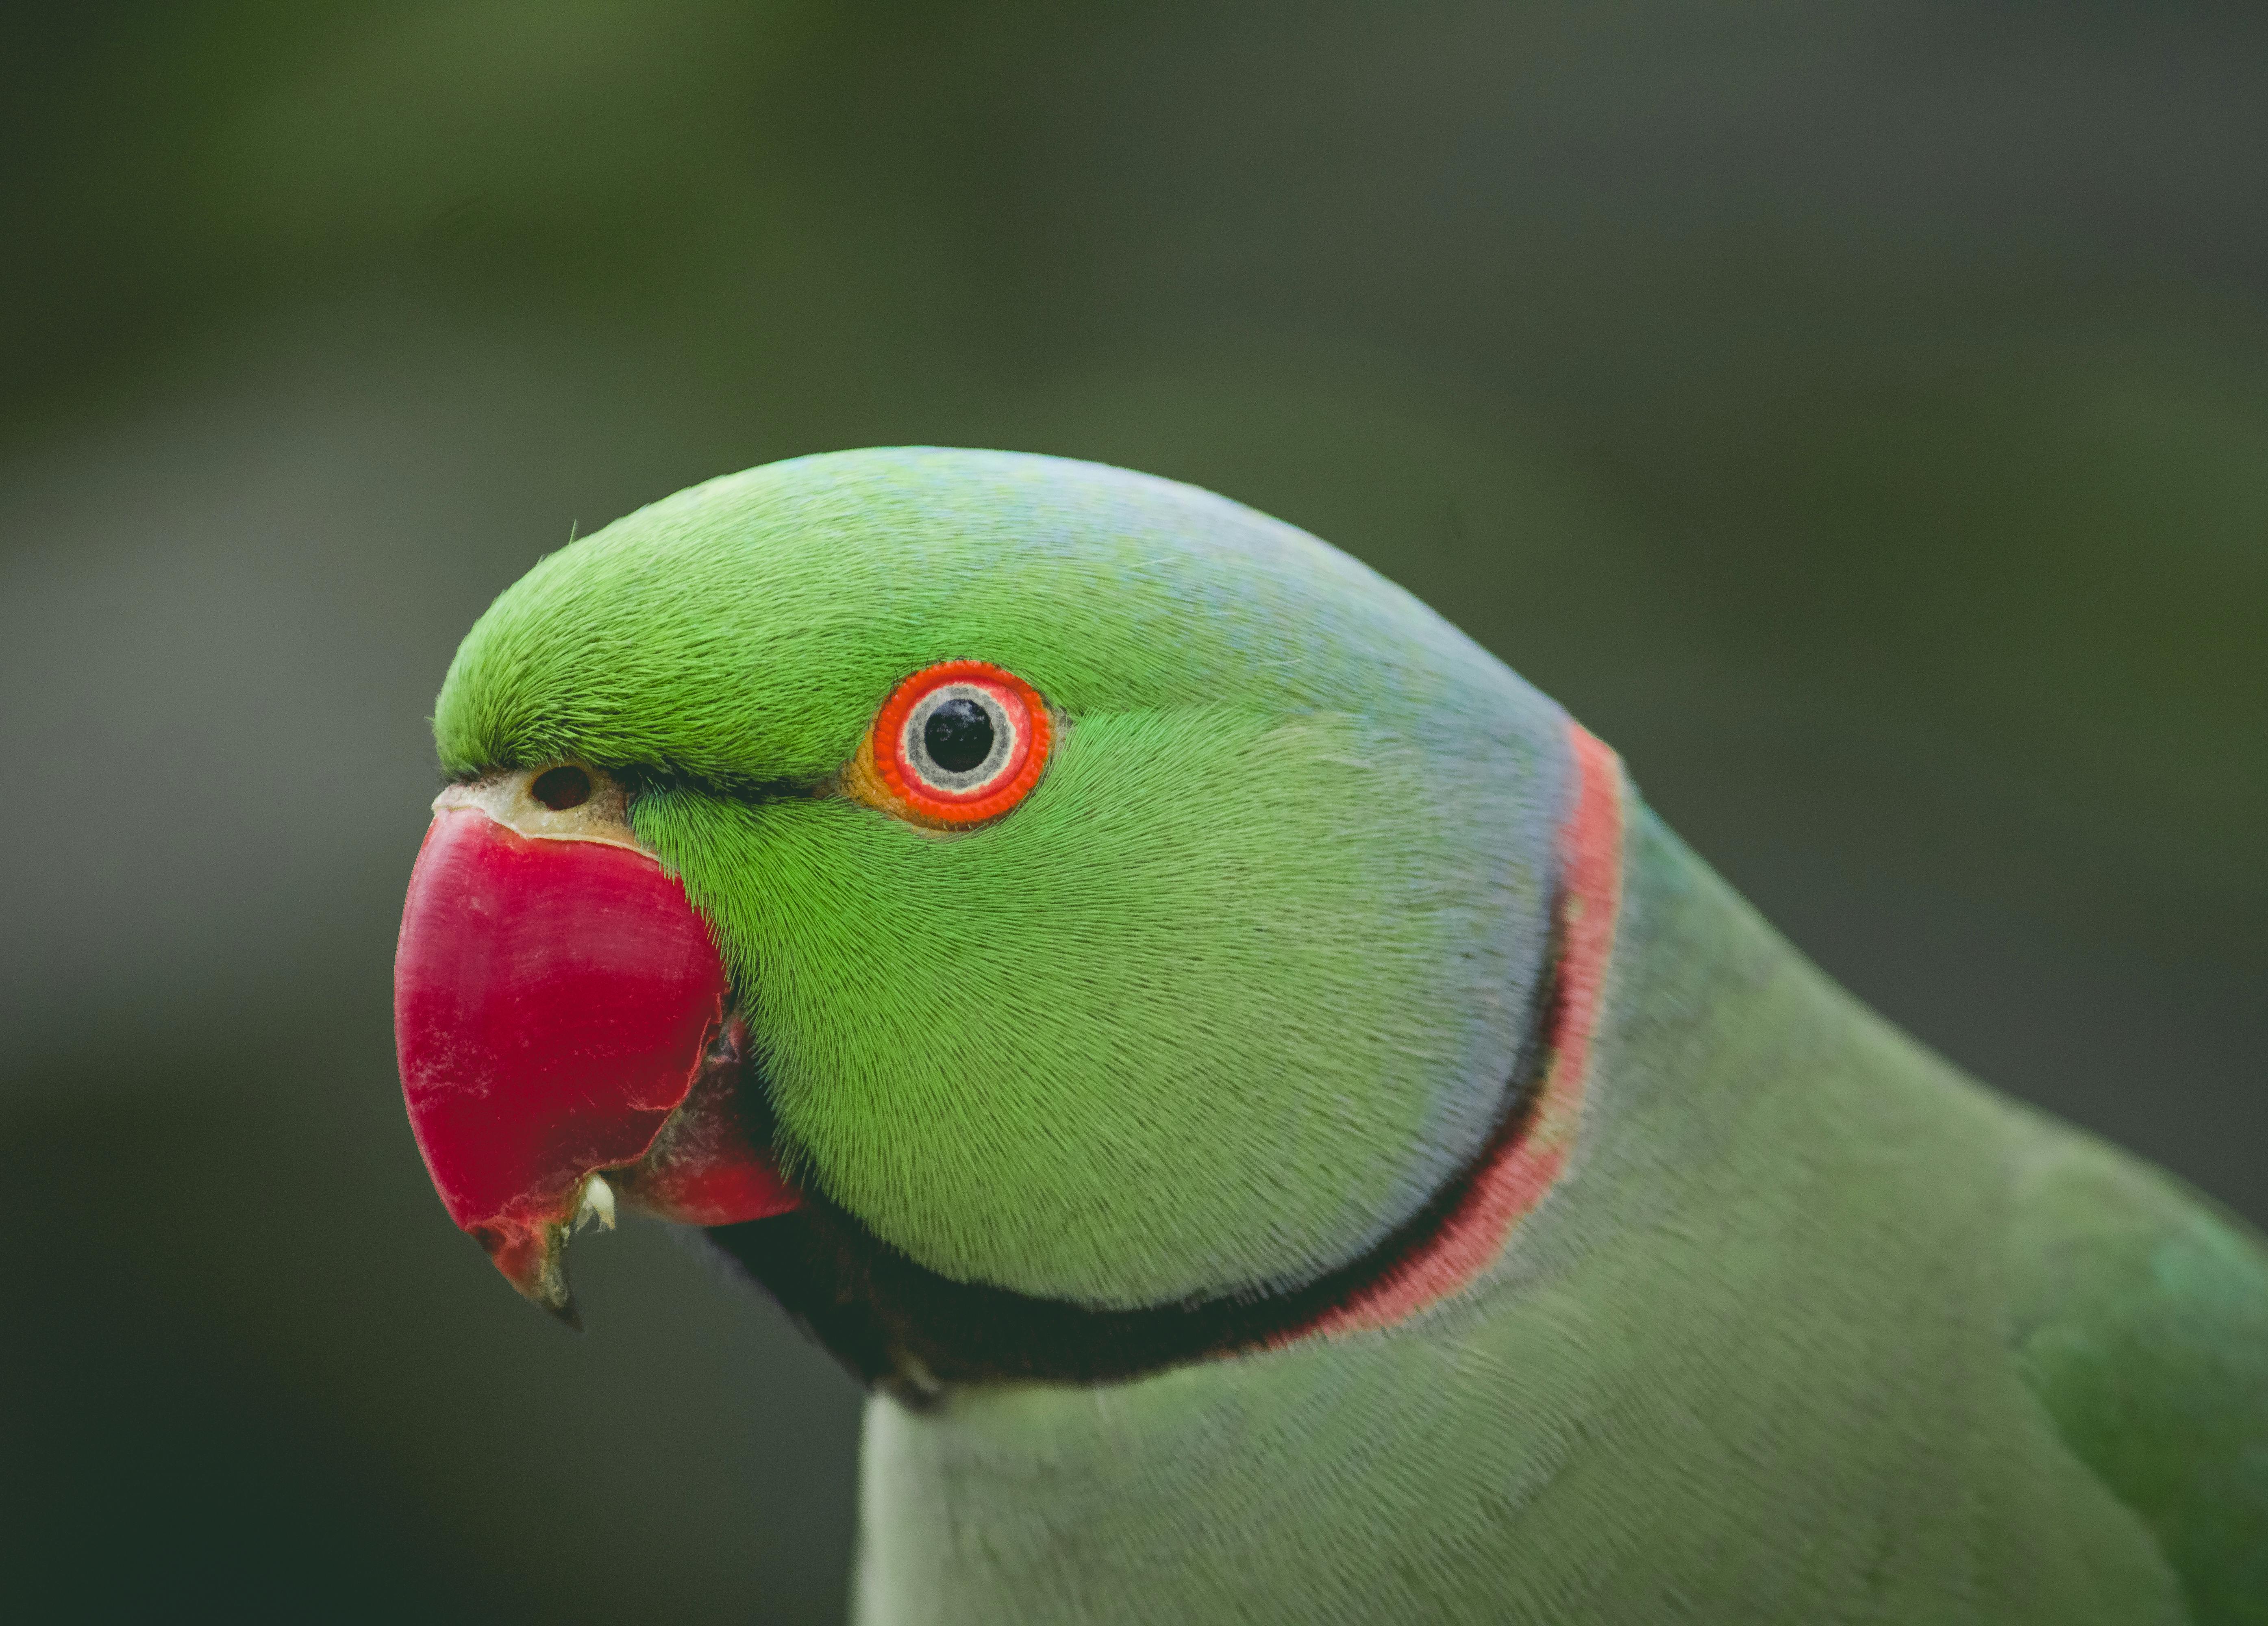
[393,446,2268,1624]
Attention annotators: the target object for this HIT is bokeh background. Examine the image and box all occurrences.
[4,2,2262,1619]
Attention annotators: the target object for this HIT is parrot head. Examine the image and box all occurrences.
[396,448,1589,1378]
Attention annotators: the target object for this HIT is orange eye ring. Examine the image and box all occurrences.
[853,661,1053,826]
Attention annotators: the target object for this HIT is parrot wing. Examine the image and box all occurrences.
[2009,1131,2268,1626]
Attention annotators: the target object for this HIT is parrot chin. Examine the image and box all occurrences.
[393,765,801,1326]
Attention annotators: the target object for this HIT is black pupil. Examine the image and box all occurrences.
[923,697,996,774]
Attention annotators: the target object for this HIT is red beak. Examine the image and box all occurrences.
[394,769,800,1324]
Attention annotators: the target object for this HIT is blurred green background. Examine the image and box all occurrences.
[3,2,2262,1620]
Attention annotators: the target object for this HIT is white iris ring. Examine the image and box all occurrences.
[901,683,1018,795]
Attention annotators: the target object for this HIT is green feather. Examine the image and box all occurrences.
[2010,1138,2268,1623]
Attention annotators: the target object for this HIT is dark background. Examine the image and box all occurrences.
[3,3,2262,1620]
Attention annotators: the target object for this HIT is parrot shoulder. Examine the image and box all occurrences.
[2007,1125,2268,1626]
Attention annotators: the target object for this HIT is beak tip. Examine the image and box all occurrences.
[477,1218,584,1328]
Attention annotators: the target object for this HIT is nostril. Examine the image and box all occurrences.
[531,765,592,811]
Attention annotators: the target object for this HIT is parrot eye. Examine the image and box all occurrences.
[858,660,1052,826]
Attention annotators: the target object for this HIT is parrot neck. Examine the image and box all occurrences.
[706,725,1626,1399]
[1266,721,1622,1345]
